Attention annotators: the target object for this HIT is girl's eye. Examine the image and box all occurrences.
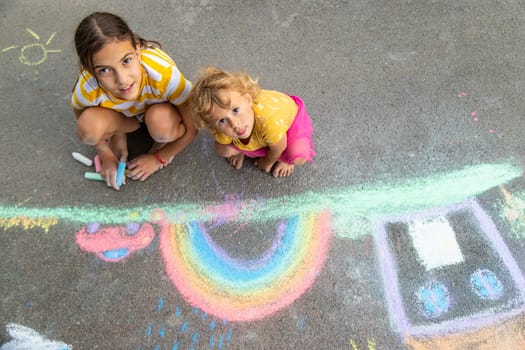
[232,107,240,114]
[123,57,132,65]
[96,67,110,75]
[218,118,226,125]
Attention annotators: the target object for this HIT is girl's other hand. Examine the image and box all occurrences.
[127,153,167,181]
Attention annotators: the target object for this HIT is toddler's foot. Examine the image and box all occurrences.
[272,161,294,177]
[227,154,244,169]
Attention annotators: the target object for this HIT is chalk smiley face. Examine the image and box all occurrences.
[75,222,155,262]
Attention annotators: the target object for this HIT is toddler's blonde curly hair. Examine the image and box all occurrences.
[189,67,261,129]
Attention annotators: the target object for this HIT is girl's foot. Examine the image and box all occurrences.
[272,161,294,177]
[227,154,244,169]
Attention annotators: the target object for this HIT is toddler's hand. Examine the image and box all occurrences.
[255,157,274,173]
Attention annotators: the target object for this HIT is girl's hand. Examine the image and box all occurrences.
[95,133,129,190]
[99,153,121,190]
[127,153,171,181]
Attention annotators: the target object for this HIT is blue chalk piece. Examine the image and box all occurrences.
[116,162,126,187]
[157,297,164,312]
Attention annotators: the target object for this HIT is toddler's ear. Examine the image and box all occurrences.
[243,93,253,105]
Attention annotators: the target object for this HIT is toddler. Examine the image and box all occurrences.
[189,67,315,177]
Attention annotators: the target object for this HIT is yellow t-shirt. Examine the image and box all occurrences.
[70,47,192,121]
[215,90,298,151]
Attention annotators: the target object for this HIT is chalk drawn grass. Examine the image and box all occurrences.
[0,162,520,240]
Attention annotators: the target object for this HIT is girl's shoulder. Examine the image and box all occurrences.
[140,47,176,66]
[73,69,100,93]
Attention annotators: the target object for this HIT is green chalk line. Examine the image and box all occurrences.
[0,162,521,239]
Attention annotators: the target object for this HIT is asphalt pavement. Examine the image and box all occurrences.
[2,1,525,349]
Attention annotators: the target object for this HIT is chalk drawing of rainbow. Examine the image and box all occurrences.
[155,210,331,322]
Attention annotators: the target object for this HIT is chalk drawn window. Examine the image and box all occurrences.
[408,217,464,271]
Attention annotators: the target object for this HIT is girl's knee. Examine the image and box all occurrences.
[146,103,184,142]
[76,107,137,145]
[76,109,106,145]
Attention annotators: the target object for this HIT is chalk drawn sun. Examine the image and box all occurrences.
[1,28,61,66]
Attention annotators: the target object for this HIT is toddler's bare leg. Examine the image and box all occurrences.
[216,142,244,169]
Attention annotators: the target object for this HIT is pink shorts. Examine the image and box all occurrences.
[230,95,315,164]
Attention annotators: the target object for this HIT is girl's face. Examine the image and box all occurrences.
[91,39,142,100]
[208,89,255,140]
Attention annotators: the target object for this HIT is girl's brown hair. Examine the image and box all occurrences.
[74,12,160,76]
[189,67,261,129]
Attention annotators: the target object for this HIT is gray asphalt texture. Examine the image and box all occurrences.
[2,1,525,349]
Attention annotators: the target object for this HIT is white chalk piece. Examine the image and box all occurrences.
[72,152,93,166]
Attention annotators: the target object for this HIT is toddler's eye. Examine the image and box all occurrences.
[218,118,226,125]
[232,107,240,113]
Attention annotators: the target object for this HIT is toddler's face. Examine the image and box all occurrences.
[91,39,142,100]
[208,89,255,140]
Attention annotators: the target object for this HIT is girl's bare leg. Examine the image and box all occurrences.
[76,107,140,189]
[76,107,139,146]
[145,102,185,144]
[127,103,185,180]
[146,102,186,163]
